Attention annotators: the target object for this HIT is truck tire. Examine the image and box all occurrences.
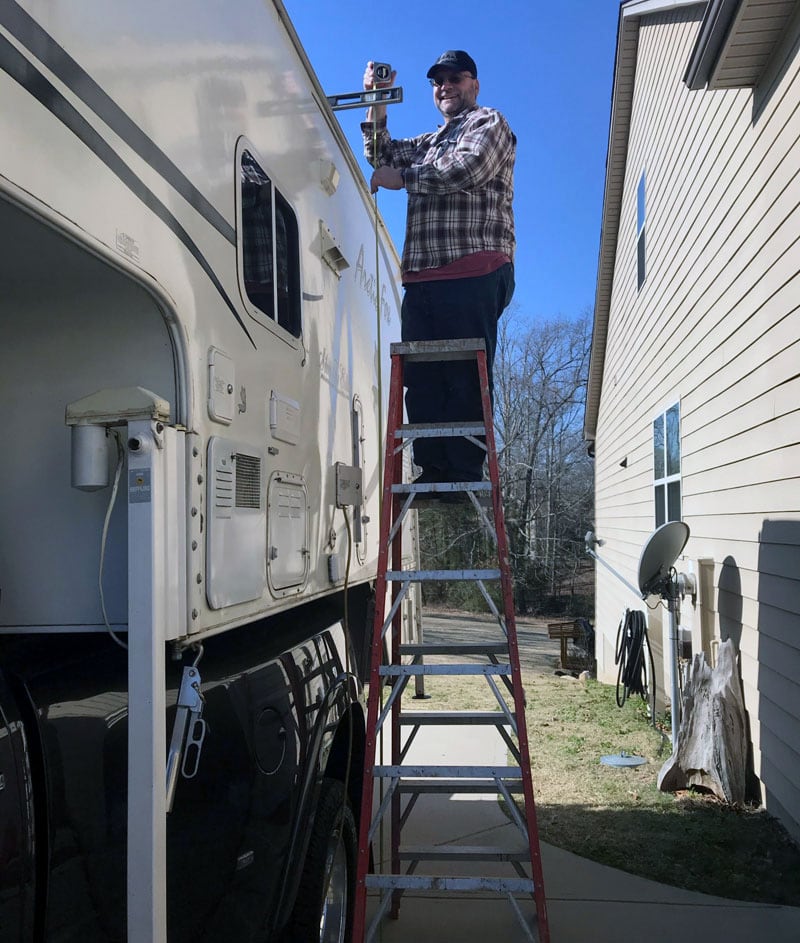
[287,777,356,943]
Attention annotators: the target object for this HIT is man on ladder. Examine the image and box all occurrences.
[354,51,548,943]
[362,50,516,485]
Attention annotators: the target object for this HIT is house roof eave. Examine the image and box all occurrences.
[585,0,706,446]
[685,0,798,91]
[684,0,741,89]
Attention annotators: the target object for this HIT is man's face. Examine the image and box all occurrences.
[431,70,479,120]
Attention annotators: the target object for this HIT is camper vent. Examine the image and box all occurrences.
[215,464,234,511]
[235,453,261,509]
[319,221,349,276]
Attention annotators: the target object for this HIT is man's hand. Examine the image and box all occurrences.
[370,166,404,193]
[363,61,397,125]
[364,61,397,90]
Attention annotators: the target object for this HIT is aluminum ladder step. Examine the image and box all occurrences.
[399,711,513,726]
[399,642,508,657]
[393,481,492,495]
[386,568,501,582]
[375,765,523,781]
[392,338,487,362]
[395,420,486,439]
[365,874,534,894]
[379,664,512,677]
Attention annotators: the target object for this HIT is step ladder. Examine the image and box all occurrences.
[352,339,550,943]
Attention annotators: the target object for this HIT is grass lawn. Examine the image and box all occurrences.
[402,663,800,906]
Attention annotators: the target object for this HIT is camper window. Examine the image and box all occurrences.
[240,150,301,337]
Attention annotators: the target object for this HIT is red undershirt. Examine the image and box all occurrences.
[402,250,511,284]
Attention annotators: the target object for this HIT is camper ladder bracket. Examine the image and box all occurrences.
[166,663,206,812]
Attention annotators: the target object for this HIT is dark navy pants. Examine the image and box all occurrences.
[400,263,514,479]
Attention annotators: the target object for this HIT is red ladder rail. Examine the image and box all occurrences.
[352,339,550,943]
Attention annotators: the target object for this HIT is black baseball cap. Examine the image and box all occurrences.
[426,50,478,79]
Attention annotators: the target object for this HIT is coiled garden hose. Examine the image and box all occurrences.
[615,608,656,721]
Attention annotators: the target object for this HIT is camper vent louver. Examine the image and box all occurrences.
[214,465,234,510]
[319,221,349,276]
[235,453,261,509]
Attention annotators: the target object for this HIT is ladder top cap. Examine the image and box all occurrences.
[391,338,486,356]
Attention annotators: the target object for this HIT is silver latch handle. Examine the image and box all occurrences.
[166,664,206,811]
[181,716,207,778]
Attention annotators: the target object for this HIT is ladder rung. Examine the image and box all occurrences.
[400,642,508,656]
[391,338,485,362]
[365,874,534,894]
[399,711,513,726]
[386,569,500,582]
[399,844,529,862]
[393,482,492,494]
[395,421,486,439]
[375,765,522,780]
[379,664,512,677]
[395,779,524,794]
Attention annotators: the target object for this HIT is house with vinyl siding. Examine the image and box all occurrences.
[585,0,800,840]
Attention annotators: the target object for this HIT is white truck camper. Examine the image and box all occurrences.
[0,2,417,940]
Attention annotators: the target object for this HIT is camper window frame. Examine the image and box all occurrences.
[235,137,302,343]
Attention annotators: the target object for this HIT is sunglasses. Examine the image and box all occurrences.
[429,73,473,87]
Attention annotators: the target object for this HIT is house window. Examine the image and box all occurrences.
[637,171,646,290]
[653,402,681,527]
[240,148,301,337]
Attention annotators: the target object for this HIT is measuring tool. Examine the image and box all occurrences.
[327,61,403,111]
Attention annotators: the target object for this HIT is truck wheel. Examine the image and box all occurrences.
[288,778,356,943]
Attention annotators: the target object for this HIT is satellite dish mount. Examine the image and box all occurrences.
[636,522,694,746]
[586,521,696,749]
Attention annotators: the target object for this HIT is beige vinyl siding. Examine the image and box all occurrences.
[594,4,800,839]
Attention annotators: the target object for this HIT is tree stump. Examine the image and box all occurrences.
[657,638,747,805]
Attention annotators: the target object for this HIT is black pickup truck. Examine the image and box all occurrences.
[0,594,368,943]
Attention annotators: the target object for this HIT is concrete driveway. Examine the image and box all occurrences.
[364,610,800,942]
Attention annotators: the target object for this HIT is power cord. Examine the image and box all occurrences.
[99,429,128,651]
[340,505,355,806]
[327,505,357,913]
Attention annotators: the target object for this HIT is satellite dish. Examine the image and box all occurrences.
[637,521,690,596]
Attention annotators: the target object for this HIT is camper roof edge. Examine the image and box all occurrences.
[271,0,400,258]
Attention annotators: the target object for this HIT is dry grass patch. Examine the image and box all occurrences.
[402,669,800,905]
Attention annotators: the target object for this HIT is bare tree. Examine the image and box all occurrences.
[415,309,594,615]
[494,308,593,613]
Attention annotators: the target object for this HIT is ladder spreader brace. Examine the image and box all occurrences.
[352,339,550,942]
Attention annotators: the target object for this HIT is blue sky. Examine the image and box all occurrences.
[282,0,622,323]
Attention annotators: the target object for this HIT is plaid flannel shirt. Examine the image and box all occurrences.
[362,105,516,275]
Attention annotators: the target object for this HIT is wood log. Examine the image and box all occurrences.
[657,638,747,804]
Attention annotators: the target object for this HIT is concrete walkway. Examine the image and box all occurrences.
[365,724,800,943]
